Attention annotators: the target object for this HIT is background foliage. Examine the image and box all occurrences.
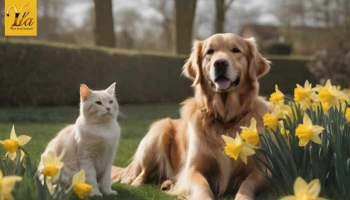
[0,39,314,107]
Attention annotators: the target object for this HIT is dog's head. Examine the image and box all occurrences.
[182,33,270,93]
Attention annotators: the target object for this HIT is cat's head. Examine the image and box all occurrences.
[79,83,119,122]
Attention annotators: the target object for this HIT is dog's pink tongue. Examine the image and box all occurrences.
[215,79,231,90]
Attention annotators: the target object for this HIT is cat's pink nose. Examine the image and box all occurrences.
[106,107,111,111]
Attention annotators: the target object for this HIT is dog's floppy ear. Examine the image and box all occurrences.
[246,38,270,81]
[182,41,203,86]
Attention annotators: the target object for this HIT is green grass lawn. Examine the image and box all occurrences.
[0,104,276,200]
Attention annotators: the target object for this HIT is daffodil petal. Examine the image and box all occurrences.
[46,179,55,195]
[305,80,310,87]
[2,176,22,193]
[10,125,17,139]
[311,135,322,145]
[294,177,308,195]
[17,135,31,146]
[72,169,86,185]
[303,114,312,127]
[312,126,324,134]
[308,179,321,198]
[56,162,64,169]
[8,152,17,161]
[42,158,51,167]
[20,150,25,161]
[250,118,257,130]
[240,154,248,164]
[316,198,327,200]
[0,140,5,145]
[42,152,55,166]
[221,135,235,144]
[298,139,309,147]
[57,150,65,161]
[242,146,255,156]
[1,192,14,200]
[280,196,297,200]
[243,142,256,149]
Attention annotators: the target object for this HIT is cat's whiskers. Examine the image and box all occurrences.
[117,111,127,120]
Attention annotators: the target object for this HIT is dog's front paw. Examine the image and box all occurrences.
[235,193,253,200]
[161,180,174,191]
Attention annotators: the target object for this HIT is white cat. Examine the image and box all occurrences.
[38,83,120,197]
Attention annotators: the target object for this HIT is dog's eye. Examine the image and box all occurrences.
[95,101,102,105]
[232,48,240,53]
[207,49,214,55]
[109,100,113,104]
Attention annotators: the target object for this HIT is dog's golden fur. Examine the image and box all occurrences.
[111,33,271,200]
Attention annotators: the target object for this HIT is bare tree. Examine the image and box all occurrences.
[175,0,197,54]
[93,0,116,47]
[0,0,4,33]
[273,0,350,27]
[215,0,234,33]
[34,0,75,42]
[147,0,175,52]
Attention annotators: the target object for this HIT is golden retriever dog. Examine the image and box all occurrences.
[111,33,271,200]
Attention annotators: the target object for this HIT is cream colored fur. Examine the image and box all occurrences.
[38,83,120,197]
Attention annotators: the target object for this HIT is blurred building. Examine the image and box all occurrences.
[240,24,335,56]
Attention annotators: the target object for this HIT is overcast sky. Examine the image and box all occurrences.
[63,0,279,29]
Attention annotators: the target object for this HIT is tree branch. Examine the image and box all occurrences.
[224,0,234,12]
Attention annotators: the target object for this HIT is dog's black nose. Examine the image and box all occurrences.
[214,59,228,73]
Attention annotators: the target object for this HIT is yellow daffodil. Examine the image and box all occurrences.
[0,170,22,200]
[346,88,350,101]
[270,85,285,104]
[311,102,320,112]
[279,121,289,139]
[71,170,92,199]
[295,114,324,146]
[240,118,259,146]
[280,177,326,200]
[280,103,300,120]
[316,80,343,111]
[345,107,350,122]
[0,125,31,161]
[294,80,317,110]
[41,150,65,177]
[263,106,285,131]
[221,134,255,164]
[263,113,278,131]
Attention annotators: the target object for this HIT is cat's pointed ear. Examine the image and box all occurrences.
[80,84,92,102]
[105,82,116,95]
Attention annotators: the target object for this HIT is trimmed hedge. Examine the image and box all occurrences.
[260,55,316,97]
[0,39,315,106]
[264,40,293,55]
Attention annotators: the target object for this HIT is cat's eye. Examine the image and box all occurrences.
[95,101,102,105]
[109,100,113,104]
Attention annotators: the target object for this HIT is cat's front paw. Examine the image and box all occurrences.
[89,189,103,197]
[101,188,118,196]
